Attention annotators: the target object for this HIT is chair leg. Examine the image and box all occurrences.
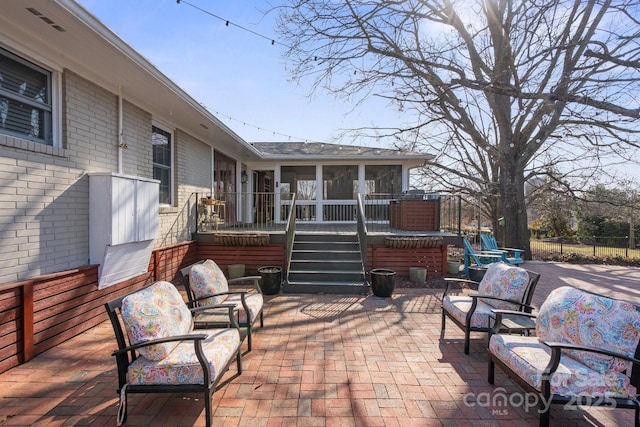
[464,329,470,354]
[488,358,494,384]
[260,311,264,328]
[539,406,550,427]
[204,390,212,427]
[236,351,243,374]
[440,311,446,338]
[116,387,128,425]
[246,326,252,351]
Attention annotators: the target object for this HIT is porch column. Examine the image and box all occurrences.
[315,165,322,223]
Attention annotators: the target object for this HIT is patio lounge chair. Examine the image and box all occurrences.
[180,259,264,351]
[488,286,640,427]
[462,238,504,274]
[480,234,524,265]
[441,262,540,354]
[104,281,242,427]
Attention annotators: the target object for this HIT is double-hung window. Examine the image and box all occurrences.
[152,125,173,205]
[0,48,52,145]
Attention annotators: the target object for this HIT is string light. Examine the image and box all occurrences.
[174,1,333,143]
[214,110,322,143]
[176,0,287,48]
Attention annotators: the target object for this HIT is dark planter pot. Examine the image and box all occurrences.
[370,268,396,297]
[468,266,488,282]
[257,266,282,295]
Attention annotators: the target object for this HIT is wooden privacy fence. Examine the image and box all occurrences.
[0,241,197,375]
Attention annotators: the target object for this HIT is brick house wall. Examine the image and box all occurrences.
[0,66,213,284]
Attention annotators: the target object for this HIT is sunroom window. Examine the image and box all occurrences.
[0,48,52,145]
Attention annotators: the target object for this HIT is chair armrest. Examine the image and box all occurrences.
[468,294,535,312]
[544,341,640,366]
[191,302,237,314]
[112,333,208,356]
[228,276,262,293]
[500,247,524,254]
[191,303,240,328]
[491,309,538,319]
[490,309,537,335]
[192,290,247,304]
[540,341,640,396]
[442,277,479,297]
[474,251,505,260]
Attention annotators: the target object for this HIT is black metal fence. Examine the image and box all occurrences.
[530,236,636,259]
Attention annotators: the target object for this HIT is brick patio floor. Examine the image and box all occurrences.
[0,261,639,426]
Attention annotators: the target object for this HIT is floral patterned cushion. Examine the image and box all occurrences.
[536,286,640,373]
[490,334,636,398]
[189,260,229,306]
[127,327,241,385]
[442,295,496,329]
[120,281,193,361]
[477,263,530,310]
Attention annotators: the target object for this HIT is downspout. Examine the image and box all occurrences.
[117,84,124,174]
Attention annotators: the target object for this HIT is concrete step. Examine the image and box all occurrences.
[291,252,362,268]
[291,251,362,261]
[283,280,370,295]
[294,233,357,243]
[288,270,364,283]
[293,241,360,251]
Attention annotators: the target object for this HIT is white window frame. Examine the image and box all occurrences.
[0,47,61,147]
[151,122,174,206]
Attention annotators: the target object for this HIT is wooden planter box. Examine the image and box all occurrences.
[385,236,443,248]
[213,233,270,246]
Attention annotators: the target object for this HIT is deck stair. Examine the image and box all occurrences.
[283,233,369,294]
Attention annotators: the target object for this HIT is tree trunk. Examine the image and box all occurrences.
[501,163,531,259]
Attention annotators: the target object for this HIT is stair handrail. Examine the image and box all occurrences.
[356,193,368,273]
[284,193,297,280]
[159,192,199,246]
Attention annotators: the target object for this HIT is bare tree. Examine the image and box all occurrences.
[527,173,576,237]
[275,0,640,258]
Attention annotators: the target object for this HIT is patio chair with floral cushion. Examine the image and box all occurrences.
[181,259,264,351]
[441,262,541,354]
[104,280,242,427]
[488,286,640,427]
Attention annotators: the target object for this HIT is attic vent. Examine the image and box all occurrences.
[25,7,67,32]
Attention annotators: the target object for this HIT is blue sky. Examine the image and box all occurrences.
[75,0,403,146]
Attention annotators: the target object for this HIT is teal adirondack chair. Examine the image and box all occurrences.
[462,239,504,274]
[481,234,524,265]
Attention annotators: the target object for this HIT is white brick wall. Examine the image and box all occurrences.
[0,70,218,284]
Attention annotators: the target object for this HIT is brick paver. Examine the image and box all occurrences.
[0,262,639,426]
